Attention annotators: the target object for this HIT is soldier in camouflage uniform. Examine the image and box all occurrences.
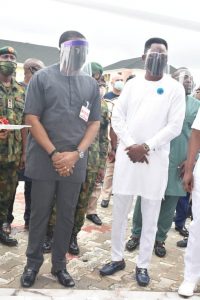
[68,76,109,255]
[0,46,25,246]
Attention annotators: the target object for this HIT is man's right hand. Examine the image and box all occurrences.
[183,171,194,193]
[52,151,78,176]
[0,130,8,140]
[108,150,116,163]
[125,144,149,164]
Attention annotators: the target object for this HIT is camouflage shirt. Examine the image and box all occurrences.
[87,99,109,170]
[0,79,25,162]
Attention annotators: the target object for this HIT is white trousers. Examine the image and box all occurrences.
[184,177,200,283]
[111,194,162,268]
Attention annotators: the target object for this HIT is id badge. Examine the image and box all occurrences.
[79,101,90,122]
[8,99,13,109]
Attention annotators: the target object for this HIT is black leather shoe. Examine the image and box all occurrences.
[135,266,150,286]
[0,229,18,246]
[101,200,109,208]
[21,267,37,287]
[175,226,189,237]
[42,236,52,253]
[69,234,79,255]
[99,260,125,276]
[86,214,102,225]
[154,241,166,257]
[177,238,188,248]
[51,269,75,287]
[126,236,140,251]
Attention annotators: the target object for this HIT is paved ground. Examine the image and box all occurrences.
[0,183,199,299]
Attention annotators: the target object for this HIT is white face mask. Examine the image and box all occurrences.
[114,80,124,91]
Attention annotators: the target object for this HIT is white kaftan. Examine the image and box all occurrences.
[112,74,185,200]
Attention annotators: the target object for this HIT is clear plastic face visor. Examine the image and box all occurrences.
[173,70,194,95]
[145,51,168,76]
[60,39,90,76]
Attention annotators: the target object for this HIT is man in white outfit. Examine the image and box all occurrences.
[99,37,185,286]
[178,109,200,297]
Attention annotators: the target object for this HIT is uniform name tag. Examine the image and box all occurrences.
[8,99,13,109]
[79,103,90,122]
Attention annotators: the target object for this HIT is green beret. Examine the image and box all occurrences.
[0,46,17,57]
[91,62,103,75]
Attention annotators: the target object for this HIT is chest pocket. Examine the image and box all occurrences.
[15,100,24,110]
[7,100,24,124]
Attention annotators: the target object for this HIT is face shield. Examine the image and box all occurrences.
[173,70,194,95]
[145,51,168,76]
[60,39,91,76]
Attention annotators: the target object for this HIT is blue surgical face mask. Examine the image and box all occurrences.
[114,80,124,91]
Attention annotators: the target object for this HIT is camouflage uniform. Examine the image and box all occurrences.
[0,80,25,226]
[72,99,109,235]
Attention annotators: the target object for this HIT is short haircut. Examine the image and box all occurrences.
[172,67,191,79]
[126,74,135,82]
[59,31,86,48]
[24,58,45,69]
[144,37,168,53]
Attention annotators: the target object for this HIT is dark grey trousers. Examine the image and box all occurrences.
[26,180,81,272]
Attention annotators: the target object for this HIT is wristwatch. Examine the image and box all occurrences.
[143,143,150,152]
[76,148,85,159]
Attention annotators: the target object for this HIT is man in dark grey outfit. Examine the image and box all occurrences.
[20,31,100,288]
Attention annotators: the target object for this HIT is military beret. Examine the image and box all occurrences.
[91,62,103,76]
[0,46,17,57]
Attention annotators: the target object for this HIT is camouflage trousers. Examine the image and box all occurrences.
[0,162,19,226]
[72,170,98,235]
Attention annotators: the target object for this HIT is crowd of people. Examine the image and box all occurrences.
[0,30,200,297]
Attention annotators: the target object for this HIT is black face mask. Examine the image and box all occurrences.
[145,53,167,76]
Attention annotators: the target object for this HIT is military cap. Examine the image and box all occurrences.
[0,46,17,57]
[91,62,103,76]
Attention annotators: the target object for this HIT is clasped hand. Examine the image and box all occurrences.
[125,144,149,164]
[52,151,79,176]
